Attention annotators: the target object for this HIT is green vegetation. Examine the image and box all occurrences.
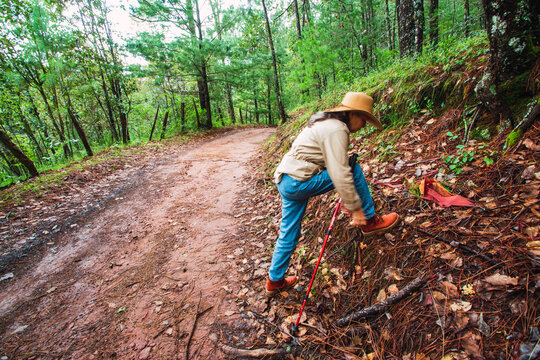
[1,0,537,189]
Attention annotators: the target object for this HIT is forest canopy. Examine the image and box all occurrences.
[0,0,537,186]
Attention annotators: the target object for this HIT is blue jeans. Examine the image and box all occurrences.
[268,163,375,281]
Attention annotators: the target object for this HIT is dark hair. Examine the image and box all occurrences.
[307,111,350,127]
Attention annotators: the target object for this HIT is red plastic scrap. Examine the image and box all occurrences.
[419,177,475,207]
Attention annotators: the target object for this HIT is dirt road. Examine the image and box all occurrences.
[0,128,275,359]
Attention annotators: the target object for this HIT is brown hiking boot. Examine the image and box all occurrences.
[266,276,297,297]
[360,212,400,236]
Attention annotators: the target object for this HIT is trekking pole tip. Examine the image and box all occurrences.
[291,325,298,336]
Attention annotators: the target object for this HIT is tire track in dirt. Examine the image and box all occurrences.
[0,128,275,359]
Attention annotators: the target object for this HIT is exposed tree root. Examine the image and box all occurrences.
[209,334,290,359]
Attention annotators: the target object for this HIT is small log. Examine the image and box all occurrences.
[209,334,289,359]
[335,275,425,327]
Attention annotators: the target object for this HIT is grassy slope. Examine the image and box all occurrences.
[255,35,539,358]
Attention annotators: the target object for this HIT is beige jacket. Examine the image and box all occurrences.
[274,119,362,211]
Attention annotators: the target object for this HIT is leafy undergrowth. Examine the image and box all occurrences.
[221,110,539,359]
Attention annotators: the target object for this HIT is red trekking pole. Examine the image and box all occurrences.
[291,198,342,335]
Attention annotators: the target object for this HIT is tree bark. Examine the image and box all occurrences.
[149,104,160,141]
[413,0,424,55]
[193,0,212,129]
[385,0,395,50]
[254,93,260,124]
[180,102,186,131]
[160,110,170,140]
[476,0,538,124]
[396,0,415,57]
[218,106,224,126]
[261,0,287,124]
[193,98,201,128]
[428,0,439,47]
[463,0,470,37]
[67,107,93,157]
[294,0,302,40]
[0,129,39,177]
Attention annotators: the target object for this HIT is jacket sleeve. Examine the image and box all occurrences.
[320,129,363,211]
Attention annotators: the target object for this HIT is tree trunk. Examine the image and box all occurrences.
[180,102,186,132]
[254,93,260,124]
[294,0,302,40]
[476,0,538,125]
[0,129,39,177]
[385,0,395,50]
[396,0,415,57]
[0,148,23,177]
[193,98,201,128]
[193,0,212,129]
[149,104,160,141]
[160,111,170,140]
[239,108,243,124]
[20,114,45,164]
[218,107,224,126]
[463,0,470,37]
[67,107,93,157]
[99,71,120,142]
[266,78,273,125]
[429,0,439,47]
[226,83,235,124]
[413,0,424,55]
[261,0,288,124]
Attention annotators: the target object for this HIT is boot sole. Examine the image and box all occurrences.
[361,216,400,237]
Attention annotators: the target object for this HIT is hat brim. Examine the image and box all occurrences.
[324,104,383,130]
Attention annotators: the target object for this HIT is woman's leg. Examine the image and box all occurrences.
[351,163,375,219]
[268,195,307,281]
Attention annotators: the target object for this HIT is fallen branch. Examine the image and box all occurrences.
[335,275,425,327]
[209,334,289,359]
[185,292,213,360]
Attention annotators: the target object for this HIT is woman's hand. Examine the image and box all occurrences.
[349,208,367,226]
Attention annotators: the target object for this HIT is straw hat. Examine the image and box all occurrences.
[324,92,382,130]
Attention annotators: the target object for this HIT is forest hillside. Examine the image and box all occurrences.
[221,30,539,358]
[0,0,539,359]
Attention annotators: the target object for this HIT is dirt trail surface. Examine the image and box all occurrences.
[0,128,275,359]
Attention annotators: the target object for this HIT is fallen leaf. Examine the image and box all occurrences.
[462,332,483,359]
[523,138,540,151]
[484,273,518,286]
[388,284,399,296]
[404,215,417,224]
[376,288,387,302]
[524,227,539,238]
[526,241,540,256]
[224,310,235,316]
[450,300,472,312]
[451,257,463,268]
[384,267,404,281]
[47,287,57,294]
[455,312,470,330]
[117,306,126,313]
[440,281,460,298]
[432,291,447,302]
[440,252,457,260]
[477,313,490,336]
